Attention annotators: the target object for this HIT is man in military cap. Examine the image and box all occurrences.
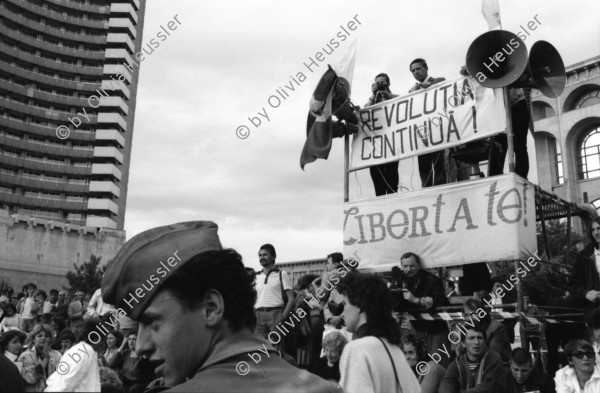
[102,221,342,392]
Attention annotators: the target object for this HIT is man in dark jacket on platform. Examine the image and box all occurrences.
[408,58,447,188]
[439,326,504,393]
[398,252,450,364]
[497,347,556,393]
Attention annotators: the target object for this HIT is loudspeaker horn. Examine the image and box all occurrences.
[466,30,528,89]
[511,40,566,98]
[466,31,566,98]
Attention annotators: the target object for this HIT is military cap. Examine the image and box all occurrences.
[102,221,222,320]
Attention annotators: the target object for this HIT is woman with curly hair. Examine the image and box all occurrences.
[335,272,420,393]
[17,323,61,392]
[308,330,347,382]
[0,303,22,332]
[402,334,445,393]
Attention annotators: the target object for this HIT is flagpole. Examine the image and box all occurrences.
[503,87,515,173]
[344,132,349,202]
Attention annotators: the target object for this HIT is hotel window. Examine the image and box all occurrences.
[577,126,600,180]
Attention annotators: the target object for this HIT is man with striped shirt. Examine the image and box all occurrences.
[254,244,295,344]
[439,326,504,393]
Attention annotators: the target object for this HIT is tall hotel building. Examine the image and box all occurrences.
[0,0,146,230]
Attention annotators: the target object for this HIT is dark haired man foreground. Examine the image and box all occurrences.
[497,348,555,393]
[102,221,342,392]
[439,326,503,393]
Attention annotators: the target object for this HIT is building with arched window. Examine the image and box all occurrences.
[533,55,600,219]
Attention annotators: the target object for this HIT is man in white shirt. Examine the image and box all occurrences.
[45,319,101,392]
[20,284,37,333]
[408,58,447,188]
[86,288,115,320]
[254,244,295,345]
[490,281,504,312]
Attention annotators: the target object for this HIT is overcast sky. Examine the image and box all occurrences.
[124,0,600,270]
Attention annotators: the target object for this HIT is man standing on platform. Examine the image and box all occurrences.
[409,58,447,188]
[254,244,295,347]
[365,73,399,196]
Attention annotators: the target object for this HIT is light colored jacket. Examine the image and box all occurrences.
[339,336,421,393]
[18,346,61,392]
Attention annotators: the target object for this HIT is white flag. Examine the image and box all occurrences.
[482,0,502,30]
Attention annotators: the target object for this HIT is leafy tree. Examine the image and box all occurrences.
[65,255,108,295]
[493,219,584,306]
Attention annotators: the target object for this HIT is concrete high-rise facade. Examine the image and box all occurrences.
[0,0,146,230]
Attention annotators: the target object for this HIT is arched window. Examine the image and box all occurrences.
[578,127,600,180]
[574,89,600,109]
[563,85,600,112]
[532,101,556,121]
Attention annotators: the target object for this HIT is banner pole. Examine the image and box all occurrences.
[344,132,349,202]
[503,87,515,173]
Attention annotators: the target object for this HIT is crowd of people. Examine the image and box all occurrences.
[0,283,151,392]
[0,216,598,392]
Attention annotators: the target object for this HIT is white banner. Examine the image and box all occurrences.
[350,76,506,170]
[343,174,537,271]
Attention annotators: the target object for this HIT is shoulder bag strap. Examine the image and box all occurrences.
[376,337,401,392]
[278,270,288,305]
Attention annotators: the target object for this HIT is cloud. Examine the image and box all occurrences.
[124,0,600,267]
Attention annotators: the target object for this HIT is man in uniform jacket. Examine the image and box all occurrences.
[101,221,343,393]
